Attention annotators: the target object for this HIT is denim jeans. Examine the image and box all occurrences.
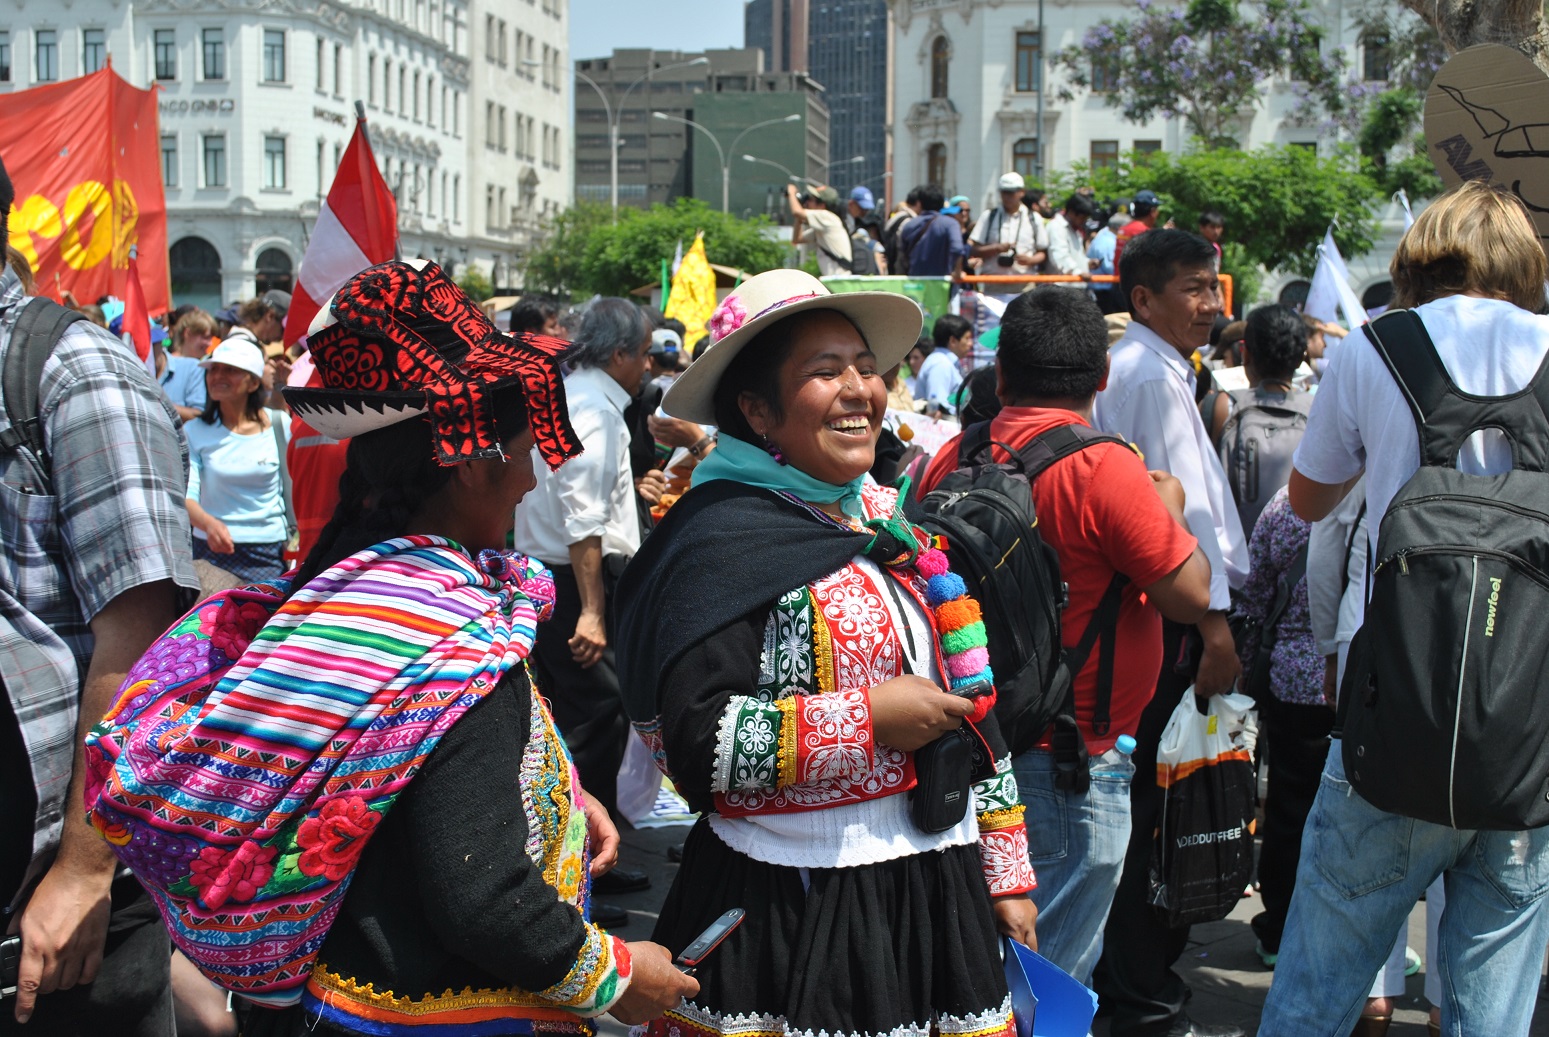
[1014,745,1135,986]
[1259,739,1549,1037]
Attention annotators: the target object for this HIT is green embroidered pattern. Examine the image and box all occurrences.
[973,755,1021,817]
[758,587,819,700]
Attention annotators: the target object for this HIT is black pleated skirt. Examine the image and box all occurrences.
[642,818,1014,1037]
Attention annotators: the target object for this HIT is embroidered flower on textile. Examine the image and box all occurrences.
[775,611,813,685]
[737,712,777,755]
[125,632,205,690]
[297,796,382,881]
[189,841,278,909]
[979,826,1037,896]
[210,600,270,660]
[708,297,747,342]
[818,576,884,642]
[196,603,221,637]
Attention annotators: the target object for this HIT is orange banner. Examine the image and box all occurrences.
[2,65,169,313]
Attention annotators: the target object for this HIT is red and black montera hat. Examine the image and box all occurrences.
[282,259,582,469]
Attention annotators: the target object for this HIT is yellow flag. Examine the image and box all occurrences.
[664,233,716,351]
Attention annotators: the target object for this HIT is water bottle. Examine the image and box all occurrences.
[1116,734,1137,756]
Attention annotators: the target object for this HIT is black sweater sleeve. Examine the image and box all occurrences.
[656,609,768,815]
[391,667,589,993]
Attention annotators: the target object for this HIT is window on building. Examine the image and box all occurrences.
[926,142,946,186]
[398,66,406,116]
[316,138,325,193]
[0,32,10,82]
[334,141,342,169]
[333,43,341,93]
[1090,139,1120,170]
[498,20,508,65]
[1091,55,1118,92]
[154,29,176,80]
[441,85,448,128]
[426,75,435,126]
[1362,32,1390,81]
[82,29,105,74]
[35,30,57,82]
[264,135,287,189]
[1134,139,1162,154]
[930,36,948,99]
[441,171,448,219]
[368,55,377,104]
[553,128,561,170]
[383,59,392,109]
[202,134,227,186]
[498,105,508,150]
[202,28,224,80]
[315,37,325,89]
[161,135,178,187]
[1014,32,1039,93]
[413,71,420,119]
[453,173,461,221]
[1012,137,1038,177]
[485,101,496,146]
[486,184,496,228]
[263,28,285,82]
[453,92,461,137]
[427,164,435,215]
[484,15,495,60]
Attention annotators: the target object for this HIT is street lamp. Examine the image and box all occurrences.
[825,154,866,183]
[741,153,806,183]
[653,111,801,212]
[574,56,710,216]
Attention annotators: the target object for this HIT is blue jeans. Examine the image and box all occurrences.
[1014,745,1135,986]
[1259,740,1549,1036]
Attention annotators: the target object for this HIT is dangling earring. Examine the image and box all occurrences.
[762,433,787,465]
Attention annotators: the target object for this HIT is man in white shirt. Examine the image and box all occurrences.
[968,172,1047,277]
[788,184,853,276]
[1091,229,1248,1037]
[514,297,653,922]
[1046,193,1099,282]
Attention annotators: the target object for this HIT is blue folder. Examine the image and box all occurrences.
[1003,938,1100,1037]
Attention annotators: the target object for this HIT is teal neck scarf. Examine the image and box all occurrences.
[692,433,866,519]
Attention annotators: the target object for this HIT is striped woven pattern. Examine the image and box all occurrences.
[84,536,552,1006]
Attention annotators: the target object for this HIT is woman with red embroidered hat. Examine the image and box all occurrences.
[615,269,1039,1037]
[85,260,696,1037]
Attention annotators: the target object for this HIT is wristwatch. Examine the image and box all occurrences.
[688,434,715,459]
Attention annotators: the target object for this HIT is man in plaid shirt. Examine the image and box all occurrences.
[0,154,198,1031]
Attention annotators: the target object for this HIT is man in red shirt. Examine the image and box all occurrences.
[1113,190,1162,271]
[917,286,1210,989]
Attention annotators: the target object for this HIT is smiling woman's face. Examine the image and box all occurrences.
[741,311,885,486]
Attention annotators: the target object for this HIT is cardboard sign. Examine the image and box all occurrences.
[1425,44,1549,245]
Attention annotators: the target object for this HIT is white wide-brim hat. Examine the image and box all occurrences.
[663,269,923,425]
[199,339,266,381]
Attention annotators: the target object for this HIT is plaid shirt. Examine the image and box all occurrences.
[0,268,198,887]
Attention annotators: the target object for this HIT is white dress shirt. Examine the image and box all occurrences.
[1094,322,1248,609]
[914,347,964,411]
[969,204,1045,275]
[1045,212,1089,278]
[513,364,641,567]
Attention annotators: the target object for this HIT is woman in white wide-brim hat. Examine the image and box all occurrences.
[615,269,1039,1037]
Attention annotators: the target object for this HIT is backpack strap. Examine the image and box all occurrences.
[1340,499,1367,602]
[1,297,87,486]
[1263,541,1310,648]
[1063,573,1130,737]
[1012,422,1132,480]
[956,420,996,467]
[268,410,297,538]
[1365,309,1549,472]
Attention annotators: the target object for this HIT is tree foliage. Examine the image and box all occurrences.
[1053,0,1349,147]
[523,198,792,300]
[456,266,493,303]
[1397,0,1549,69]
[1045,143,1384,304]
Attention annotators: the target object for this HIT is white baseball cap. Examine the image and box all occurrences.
[199,339,266,380]
[998,172,1025,192]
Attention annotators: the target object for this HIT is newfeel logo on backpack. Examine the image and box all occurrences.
[1338,309,1549,830]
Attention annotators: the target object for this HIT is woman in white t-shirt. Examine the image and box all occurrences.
[1262,181,1549,1037]
[184,338,292,582]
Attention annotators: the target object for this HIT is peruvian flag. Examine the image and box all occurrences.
[121,246,157,377]
[281,112,398,352]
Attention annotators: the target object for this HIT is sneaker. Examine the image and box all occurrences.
[1404,945,1423,977]
[1255,940,1278,969]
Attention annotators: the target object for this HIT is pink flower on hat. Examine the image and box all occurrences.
[708,297,748,343]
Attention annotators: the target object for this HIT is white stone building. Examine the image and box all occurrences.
[1,0,566,308]
[887,0,1413,306]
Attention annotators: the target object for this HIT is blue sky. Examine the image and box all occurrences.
[569,0,747,61]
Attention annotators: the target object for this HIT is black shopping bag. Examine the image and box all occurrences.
[1146,688,1259,928]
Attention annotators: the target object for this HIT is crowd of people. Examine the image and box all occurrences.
[5,135,1549,1037]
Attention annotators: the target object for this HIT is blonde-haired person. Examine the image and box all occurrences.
[171,308,217,358]
[1260,180,1549,1036]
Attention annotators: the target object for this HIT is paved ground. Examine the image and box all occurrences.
[597,823,1549,1037]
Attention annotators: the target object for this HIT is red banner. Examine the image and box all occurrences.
[2,65,170,313]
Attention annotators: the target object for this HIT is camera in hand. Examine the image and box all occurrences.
[995,251,1015,268]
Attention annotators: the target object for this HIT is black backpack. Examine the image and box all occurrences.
[1217,386,1312,537]
[0,297,87,493]
[916,422,1130,782]
[1338,310,1549,830]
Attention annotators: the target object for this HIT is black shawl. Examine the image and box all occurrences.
[615,480,871,723]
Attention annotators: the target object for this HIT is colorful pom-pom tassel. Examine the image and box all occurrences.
[915,548,951,579]
[925,572,967,607]
[946,646,992,679]
[941,621,988,656]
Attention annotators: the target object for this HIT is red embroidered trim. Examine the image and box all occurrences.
[980,823,1037,896]
[794,690,874,785]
